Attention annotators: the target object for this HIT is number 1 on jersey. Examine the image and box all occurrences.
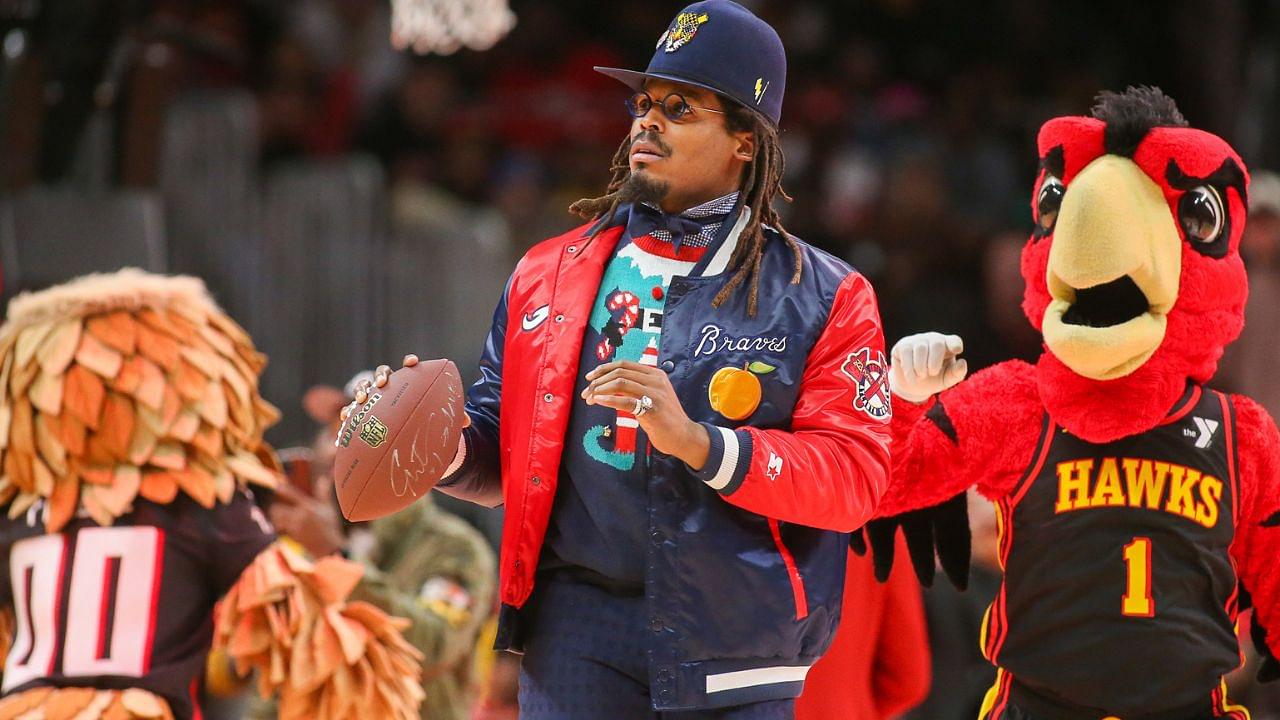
[1122,536,1155,617]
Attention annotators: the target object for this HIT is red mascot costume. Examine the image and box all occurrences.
[870,87,1280,719]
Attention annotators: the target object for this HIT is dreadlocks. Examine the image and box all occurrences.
[569,100,803,317]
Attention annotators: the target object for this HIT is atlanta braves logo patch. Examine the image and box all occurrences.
[664,12,709,53]
[840,348,892,420]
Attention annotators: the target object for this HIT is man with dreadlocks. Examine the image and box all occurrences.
[363,2,891,717]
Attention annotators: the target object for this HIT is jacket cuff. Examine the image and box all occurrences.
[689,422,752,496]
[436,429,473,488]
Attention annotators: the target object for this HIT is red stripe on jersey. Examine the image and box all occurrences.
[984,584,1007,662]
[992,497,1014,661]
[998,497,1014,569]
[1217,392,1239,516]
[1008,417,1055,511]
[991,669,1013,720]
[982,596,998,660]
[986,417,1052,665]
[1213,677,1252,719]
[1162,385,1203,426]
[95,557,115,660]
[1217,391,1243,623]
[141,529,166,672]
[991,586,1011,663]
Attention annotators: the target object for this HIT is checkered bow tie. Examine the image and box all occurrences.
[625,203,728,253]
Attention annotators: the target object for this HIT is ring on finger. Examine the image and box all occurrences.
[633,394,654,417]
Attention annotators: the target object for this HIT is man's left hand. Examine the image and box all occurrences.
[583,361,711,470]
[269,478,346,558]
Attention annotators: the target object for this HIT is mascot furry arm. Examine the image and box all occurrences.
[871,88,1280,714]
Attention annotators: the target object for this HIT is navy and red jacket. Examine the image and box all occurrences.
[438,209,892,710]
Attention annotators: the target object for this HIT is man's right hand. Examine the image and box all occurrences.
[889,332,968,404]
[340,354,470,428]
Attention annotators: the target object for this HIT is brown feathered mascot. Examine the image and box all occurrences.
[0,270,423,720]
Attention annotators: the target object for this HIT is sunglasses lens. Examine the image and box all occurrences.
[626,93,652,118]
[663,95,691,120]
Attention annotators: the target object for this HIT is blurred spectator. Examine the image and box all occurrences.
[982,230,1042,363]
[470,617,521,720]
[1217,170,1280,420]
[289,0,407,121]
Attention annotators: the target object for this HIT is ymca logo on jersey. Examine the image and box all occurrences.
[658,11,709,53]
[1185,416,1220,448]
[840,347,892,420]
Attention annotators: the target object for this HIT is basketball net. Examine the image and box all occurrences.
[390,0,516,55]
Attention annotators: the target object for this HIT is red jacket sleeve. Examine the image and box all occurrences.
[1228,394,1280,650]
[876,359,1044,517]
[691,272,891,531]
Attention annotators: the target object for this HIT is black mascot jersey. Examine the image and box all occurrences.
[0,489,274,718]
[984,384,1241,715]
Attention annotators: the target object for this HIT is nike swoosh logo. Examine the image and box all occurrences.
[522,305,550,331]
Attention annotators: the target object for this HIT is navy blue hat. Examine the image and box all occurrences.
[595,0,787,126]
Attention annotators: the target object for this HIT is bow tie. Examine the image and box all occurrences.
[625,204,727,252]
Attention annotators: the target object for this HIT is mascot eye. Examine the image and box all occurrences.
[1178,185,1225,244]
[1036,176,1065,232]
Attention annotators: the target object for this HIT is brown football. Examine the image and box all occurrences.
[333,359,465,521]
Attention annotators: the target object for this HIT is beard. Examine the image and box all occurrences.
[616,171,670,206]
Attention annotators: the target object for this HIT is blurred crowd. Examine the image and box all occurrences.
[5,0,1280,717]
[6,0,1280,416]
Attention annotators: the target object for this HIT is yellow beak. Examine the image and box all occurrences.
[1041,155,1182,380]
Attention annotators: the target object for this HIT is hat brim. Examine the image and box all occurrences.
[594,66,727,99]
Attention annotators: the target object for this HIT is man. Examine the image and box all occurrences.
[363,2,892,717]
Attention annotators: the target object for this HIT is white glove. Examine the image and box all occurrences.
[889,332,968,404]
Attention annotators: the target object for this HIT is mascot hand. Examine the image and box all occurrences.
[850,492,971,590]
[1252,609,1280,683]
[890,332,968,404]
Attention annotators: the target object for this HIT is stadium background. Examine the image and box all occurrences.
[3,0,1280,717]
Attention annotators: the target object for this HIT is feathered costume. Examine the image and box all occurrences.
[874,88,1280,717]
[0,270,423,719]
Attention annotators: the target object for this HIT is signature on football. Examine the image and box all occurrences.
[389,400,457,497]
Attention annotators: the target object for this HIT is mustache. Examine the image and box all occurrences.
[630,131,672,156]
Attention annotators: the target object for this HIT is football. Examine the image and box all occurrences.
[333,359,466,521]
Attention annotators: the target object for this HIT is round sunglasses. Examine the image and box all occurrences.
[625,91,725,122]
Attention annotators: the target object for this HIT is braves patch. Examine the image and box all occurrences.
[840,348,892,420]
[664,12,709,53]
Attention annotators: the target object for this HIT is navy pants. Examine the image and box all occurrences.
[518,577,795,720]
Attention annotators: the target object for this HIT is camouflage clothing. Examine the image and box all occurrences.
[353,498,496,720]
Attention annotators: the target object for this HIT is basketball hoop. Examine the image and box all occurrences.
[390,0,516,56]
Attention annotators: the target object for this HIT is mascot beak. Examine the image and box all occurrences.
[1042,155,1182,380]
